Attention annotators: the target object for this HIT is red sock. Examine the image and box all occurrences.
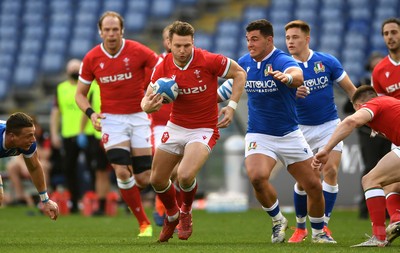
[386,193,400,223]
[158,183,179,217]
[181,182,198,213]
[175,184,183,208]
[120,186,150,226]
[366,195,386,240]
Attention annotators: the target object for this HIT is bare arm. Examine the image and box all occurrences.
[313,109,372,168]
[269,67,304,88]
[75,81,104,131]
[24,152,59,220]
[49,106,61,149]
[141,85,163,113]
[217,60,246,128]
[338,74,357,99]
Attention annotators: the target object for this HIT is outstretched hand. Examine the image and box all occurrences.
[312,149,330,171]
[217,106,235,128]
[43,200,59,221]
[296,86,310,98]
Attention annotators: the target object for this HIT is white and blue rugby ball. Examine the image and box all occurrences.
[151,77,179,103]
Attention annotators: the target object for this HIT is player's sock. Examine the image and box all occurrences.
[174,183,183,207]
[386,192,400,223]
[118,176,150,226]
[322,181,338,226]
[262,199,283,220]
[365,188,386,241]
[293,183,307,229]
[180,179,198,213]
[156,180,180,217]
[309,216,324,237]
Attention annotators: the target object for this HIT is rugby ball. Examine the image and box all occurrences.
[151,77,179,103]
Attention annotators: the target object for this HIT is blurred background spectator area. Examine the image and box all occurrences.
[0,0,397,117]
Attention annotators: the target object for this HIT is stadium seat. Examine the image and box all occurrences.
[269,9,292,25]
[69,38,94,59]
[0,25,19,40]
[344,32,367,50]
[177,0,198,5]
[217,20,241,36]
[78,0,100,12]
[20,39,42,54]
[242,6,267,25]
[0,66,12,84]
[270,0,293,10]
[23,25,46,41]
[194,32,213,51]
[0,53,14,67]
[124,12,147,33]
[13,65,37,88]
[126,0,150,13]
[294,8,318,27]
[17,53,40,67]
[50,0,73,13]
[1,0,22,14]
[41,53,66,74]
[150,0,174,18]
[378,0,398,8]
[321,0,345,9]
[320,8,342,21]
[375,7,397,20]
[75,12,98,26]
[349,7,371,21]
[50,13,73,27]
[22,12,45,25]
[321,21,344,34]
[45,39,68,54]
[0,39,18,54]
[25,0,47,14]
[72,26,96,40]
[102,0,125,14]
[0,78,9,100]
[296,0,319,10]
[0,13,20,27]
[341,48,365,63]
[319,33,342,51]
[48,25,71,40]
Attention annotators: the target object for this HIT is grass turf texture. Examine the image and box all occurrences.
[0,207,398,253]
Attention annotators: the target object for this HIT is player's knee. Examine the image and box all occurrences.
[106,149,131,165]
[132,155,152,174]
[135,170,151,188]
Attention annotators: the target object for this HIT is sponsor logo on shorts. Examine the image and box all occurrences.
[102,133,109,144]
[303,148,308,154]
[161,132,170,143]
[248,142,257,151]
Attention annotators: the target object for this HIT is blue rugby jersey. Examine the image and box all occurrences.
[295,50,346,126]
[239,48,302,136]
[0,121,36,158]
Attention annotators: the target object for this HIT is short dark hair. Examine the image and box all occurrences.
[169,21,195,40]
[381,17,400,35]
[246,19,274,37]
[285,20,311,36]
[351,85,378,104]
[6,112,34,135]
[98,11,124,31]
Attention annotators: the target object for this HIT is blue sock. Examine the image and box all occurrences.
[293,183,307,229]
[322,181,338,224]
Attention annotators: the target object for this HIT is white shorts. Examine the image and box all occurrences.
[157,122,219,155]
[101,112,151,150]
[245,129,313,167]
[393,147,400,157]
[300,119,343,154]
[151,125,166,148]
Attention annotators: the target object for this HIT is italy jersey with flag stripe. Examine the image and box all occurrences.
[295,50,346,125]
[238,48,302,136]
[0,122,36,158]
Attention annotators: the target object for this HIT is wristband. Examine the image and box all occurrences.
[227,100,238,110]
[285,74,293,87]
[85,107,95,119]
[39,191,49,203]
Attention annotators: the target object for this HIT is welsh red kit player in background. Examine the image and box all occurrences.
[371,17,400,244]
[313,85,400,247]
[141,21,246,242]
[75,11,160,237]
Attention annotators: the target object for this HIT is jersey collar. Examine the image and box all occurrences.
[388,54,400,66]
[173,48,194,70]
[101,39,125,59]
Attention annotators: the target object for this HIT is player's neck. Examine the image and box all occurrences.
[293,48,310,62]
[389,49,400,63]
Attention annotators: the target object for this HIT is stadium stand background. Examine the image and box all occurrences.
[0,0,396,207]
[0,0,396,117]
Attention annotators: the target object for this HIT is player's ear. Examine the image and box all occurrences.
[121,29,124,36]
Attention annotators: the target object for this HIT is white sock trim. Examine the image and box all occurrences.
[180,178,197,192]
[117,176,136,189]
[322,181,338,193]
[294,182,307,195]
[154,180,172,194]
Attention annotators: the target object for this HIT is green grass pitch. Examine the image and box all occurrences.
[0,207,398,252]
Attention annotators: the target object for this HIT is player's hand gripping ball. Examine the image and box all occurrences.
[151,77,179,103]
